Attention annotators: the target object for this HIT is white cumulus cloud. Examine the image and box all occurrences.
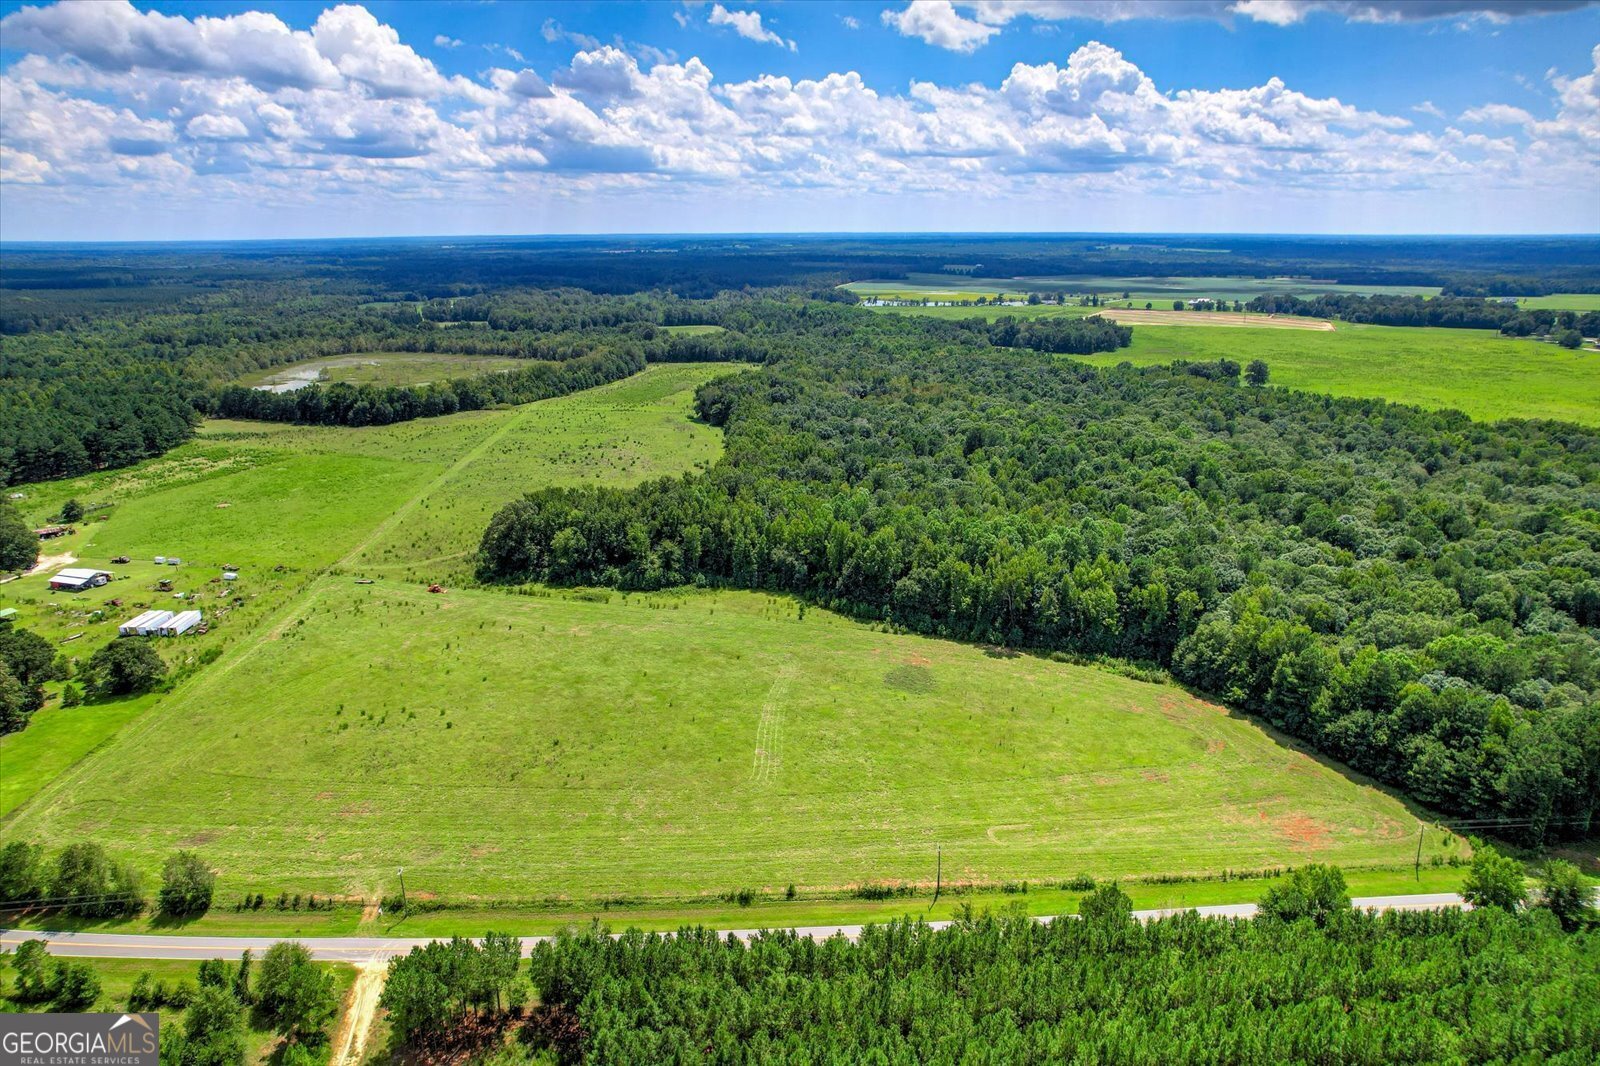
[708,5,796,51]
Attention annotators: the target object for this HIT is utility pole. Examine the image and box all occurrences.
[935,848,942,903]
[398,867,407,915]
[1414,825,1425,881]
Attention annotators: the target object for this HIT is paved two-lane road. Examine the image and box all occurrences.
[2,893,1467,962]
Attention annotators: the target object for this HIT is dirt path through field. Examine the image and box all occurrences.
[23,552,76,576]
[331,959,387,1066]
[336,391,561,570]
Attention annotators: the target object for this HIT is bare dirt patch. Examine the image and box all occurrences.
[1275,813,1333,850]
[24,552,77,577]
[1093,309,1336,330]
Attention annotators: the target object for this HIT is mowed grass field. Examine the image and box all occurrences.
[1075,323,1600,426]
[4,574,1446,903]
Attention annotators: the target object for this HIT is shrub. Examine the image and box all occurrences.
[159,851,217,918]
[1461,848,1527,912]
[1539,860,1595,930]
[1258,865,1349,927]
[52,842,144,918]
[54,961,101,1011]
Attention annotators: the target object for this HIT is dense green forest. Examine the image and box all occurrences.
[368,883,1599,1065]
[480,305,1600,840]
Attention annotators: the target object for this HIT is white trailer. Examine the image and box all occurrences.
[162,610,203,637]
[136,610,174,635]
[118,610,160,637]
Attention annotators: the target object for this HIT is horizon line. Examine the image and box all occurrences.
[4,230,1600,249]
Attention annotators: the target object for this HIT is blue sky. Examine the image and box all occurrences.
[2,1,1597,239]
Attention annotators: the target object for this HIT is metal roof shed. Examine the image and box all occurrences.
[49,568,111,591]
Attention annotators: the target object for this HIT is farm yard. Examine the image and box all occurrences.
[0,364,735,816]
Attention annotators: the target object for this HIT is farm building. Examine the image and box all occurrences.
[136,610,174,636]
[161,610,203,636]
[35,525,71,539]
[0,608,16,622]
[49,568,111,592]
[119,610,164,636]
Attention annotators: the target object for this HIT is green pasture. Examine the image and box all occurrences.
[236,352,526,390]
[1516,293,1600,311]
[1075,323,1600,426]
[5,575,1453,904]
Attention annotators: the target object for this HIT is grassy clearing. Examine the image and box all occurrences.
[0,955,355,1063]
[1517,293,1600,311]
[5,575,1457,904]
[237,352,527,391]
[661,324,728,335]
[1074,322,1600,425]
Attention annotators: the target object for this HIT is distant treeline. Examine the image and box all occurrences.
[1247,293,1600,337]
[480,306,1600,840]
[0,287,1118,482]
[8,235,1597,313]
